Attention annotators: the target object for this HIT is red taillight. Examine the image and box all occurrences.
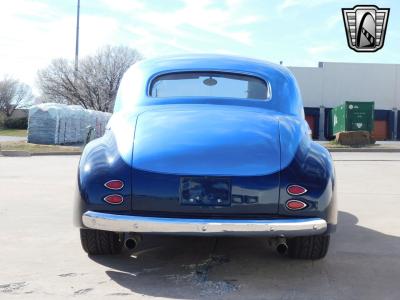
[103,194,124,205]
[104,180,124,190]
[287,185,307,196]
[286,199,307,210]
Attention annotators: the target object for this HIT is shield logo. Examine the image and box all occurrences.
[342,5,390,52]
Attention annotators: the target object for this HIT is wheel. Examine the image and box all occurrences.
[287,234,330,259]
[80,229,123,255]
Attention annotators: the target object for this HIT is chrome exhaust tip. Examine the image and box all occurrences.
[269,237,288,255]
[124,235,142,250]
[276,242,288,255]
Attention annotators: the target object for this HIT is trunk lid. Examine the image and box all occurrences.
[130,105,282,216]
[132,105,281,176]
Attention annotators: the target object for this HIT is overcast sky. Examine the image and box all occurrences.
[1,0,399,92]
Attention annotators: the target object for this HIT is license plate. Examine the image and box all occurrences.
[180,177,231,206]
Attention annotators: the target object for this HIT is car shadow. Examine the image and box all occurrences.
[90,211,400,299]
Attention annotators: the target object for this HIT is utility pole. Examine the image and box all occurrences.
[74,0,81,75]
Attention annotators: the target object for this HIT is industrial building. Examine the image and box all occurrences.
[289,62,400,140]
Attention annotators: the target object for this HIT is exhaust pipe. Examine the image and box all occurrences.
[276,242,288,255]
[124,234,142,250]
[270,237,288,255]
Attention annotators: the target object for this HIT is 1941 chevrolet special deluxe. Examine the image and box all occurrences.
[74,54,337,259]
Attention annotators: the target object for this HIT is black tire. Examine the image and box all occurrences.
[287,234,330,260]
[80,229,123,255]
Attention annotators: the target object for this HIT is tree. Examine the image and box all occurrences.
[0,77,33,117]
[37,45,142,112]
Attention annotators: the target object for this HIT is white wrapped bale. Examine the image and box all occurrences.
[27,103,65,144]
[28,103,111,145]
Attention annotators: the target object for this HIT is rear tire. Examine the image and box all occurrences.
[80,229,123,255]
[287,234,330,259]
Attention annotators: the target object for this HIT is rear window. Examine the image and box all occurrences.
[150,72,271,100]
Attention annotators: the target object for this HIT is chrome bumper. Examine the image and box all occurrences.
[82,211,327,237]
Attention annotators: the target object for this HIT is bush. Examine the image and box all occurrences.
[4,117,28,129]
[0,114,5,128]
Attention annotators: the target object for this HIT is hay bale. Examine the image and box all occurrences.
[28,103,111,145]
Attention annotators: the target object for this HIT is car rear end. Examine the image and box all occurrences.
[75,55,337,259]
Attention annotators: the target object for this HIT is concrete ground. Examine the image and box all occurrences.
[0,135,26,142]
[0,153,399,299]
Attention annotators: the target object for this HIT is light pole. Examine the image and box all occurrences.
[74,0,80,74]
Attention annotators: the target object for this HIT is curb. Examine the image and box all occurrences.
[1,151,81,157]
[0,150,31,157]
[31,152,82,156]
[327,148,400,153]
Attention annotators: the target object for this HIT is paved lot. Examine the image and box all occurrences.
[0,153,399,299]
[0,135,26,142]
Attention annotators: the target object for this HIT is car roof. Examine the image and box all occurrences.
[137,54,291,80]
[115,54,303,117]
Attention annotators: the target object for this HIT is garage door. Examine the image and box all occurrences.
[371,120,388,140]
[305,115,316,138]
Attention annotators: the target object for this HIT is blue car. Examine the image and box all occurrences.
[74,54,337,259]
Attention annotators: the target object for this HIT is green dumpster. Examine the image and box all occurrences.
[331,101,374,135]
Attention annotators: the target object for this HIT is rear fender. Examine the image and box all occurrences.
[279,136,337,231]
[74,131,133,227]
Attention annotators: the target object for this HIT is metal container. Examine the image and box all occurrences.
[331,101,374,135]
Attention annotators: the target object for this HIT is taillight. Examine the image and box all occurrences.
[103,194,124,205]
[286,199,307,210]
[104,180,124,190]
[287,185,307,196]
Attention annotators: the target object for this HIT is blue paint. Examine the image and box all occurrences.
[132,105,281,176]
[279,135,337,229]
[78,131,132,212]
[130,168,280,215]
[75,54,336,230]
[111,54,306,175]
[114,54,304,117]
